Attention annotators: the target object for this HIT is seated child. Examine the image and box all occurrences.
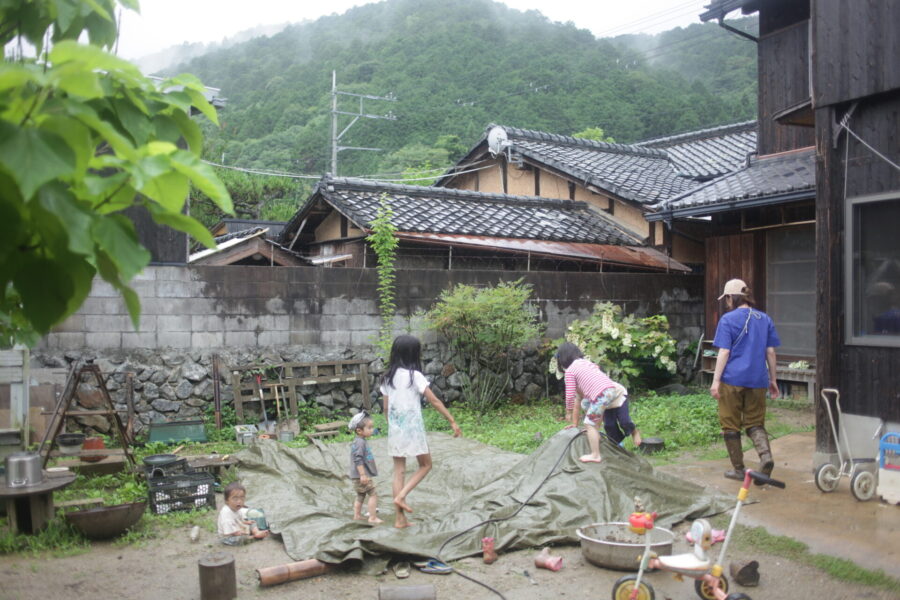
[348,412,383,524]
[218,481,269,545]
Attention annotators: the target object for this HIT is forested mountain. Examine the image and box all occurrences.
[174,0,757,186]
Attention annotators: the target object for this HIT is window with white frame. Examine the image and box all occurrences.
[847,192,900,346]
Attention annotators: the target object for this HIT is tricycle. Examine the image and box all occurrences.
[612,469,785,600]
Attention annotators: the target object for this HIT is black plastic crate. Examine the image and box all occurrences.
[148,472,216,515]
[142,457,189,480]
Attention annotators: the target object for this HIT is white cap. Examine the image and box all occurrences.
[348,412,368,431]
[717,278,748,300]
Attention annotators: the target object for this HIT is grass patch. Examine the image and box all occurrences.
[710,518,900,591]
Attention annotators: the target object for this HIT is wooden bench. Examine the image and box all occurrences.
[230,360,371,423]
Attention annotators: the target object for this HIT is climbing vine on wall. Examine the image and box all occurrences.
[367,194,398,360]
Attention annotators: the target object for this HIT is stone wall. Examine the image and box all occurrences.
[32,266,704,435]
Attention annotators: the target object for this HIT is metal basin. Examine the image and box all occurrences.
[576,522,674,571]
[65,501,147,539]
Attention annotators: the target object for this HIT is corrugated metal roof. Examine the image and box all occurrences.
[396,232,691,273]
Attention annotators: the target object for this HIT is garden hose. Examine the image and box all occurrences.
[429,429,588,600]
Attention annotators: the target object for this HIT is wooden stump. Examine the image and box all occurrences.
[199,551,236,600]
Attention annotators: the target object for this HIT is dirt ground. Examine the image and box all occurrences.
[2,404,898,600]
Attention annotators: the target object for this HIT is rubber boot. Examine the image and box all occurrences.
[747,426,774,485]
[723,431,745,481]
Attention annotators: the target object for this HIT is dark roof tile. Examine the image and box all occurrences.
[300,177,641,246]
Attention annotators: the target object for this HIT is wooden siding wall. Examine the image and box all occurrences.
[757,20,816,155]
[124,204,186,264]
[812,0,900,107]
[815,93,900,427]
[704,233,765,338]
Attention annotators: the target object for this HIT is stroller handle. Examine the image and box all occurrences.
[747,470,786,488]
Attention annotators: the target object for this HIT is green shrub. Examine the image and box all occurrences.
[423,279,544,413]
[551,302,678,389]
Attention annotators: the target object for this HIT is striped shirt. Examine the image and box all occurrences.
[564,358,616,411]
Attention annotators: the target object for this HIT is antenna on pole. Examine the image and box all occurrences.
[330,70,397,175]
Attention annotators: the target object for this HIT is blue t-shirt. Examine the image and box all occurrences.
[713,307,781,389]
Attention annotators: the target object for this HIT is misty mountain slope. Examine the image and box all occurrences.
[170,0,757,177]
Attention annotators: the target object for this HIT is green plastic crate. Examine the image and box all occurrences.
[148,419,207,444]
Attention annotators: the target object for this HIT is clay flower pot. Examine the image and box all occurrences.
[82,436,107,462]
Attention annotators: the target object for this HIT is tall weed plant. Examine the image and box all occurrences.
[367,194,399,361]
[552,302,678,389]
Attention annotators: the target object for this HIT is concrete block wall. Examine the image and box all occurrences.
[39,266,703,353]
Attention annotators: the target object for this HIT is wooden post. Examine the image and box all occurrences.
[231,371,244,423]
[199,551,236,600]
[360,363,371,409]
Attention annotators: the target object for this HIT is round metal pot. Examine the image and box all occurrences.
[576,522,674,571]
[5,451,43,487]
[57,433,86,456]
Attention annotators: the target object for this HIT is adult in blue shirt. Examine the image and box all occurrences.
[710,279,781,482]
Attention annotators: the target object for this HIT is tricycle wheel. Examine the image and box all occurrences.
[851,470,876,501]
[815,463,840,493]
[612,574,655,600]
[725,595,752,600]
[695,575,728,600]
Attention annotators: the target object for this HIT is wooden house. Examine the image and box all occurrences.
[435,121,758,269]
[652,0,900,459]
[277,176,690,273]
[650,0,818,394]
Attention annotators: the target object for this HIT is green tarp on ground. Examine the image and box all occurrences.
[237,429,734,568]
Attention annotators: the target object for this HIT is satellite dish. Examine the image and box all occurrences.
[487,126,509,156]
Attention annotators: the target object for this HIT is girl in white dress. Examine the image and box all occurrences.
[380,335,461,528]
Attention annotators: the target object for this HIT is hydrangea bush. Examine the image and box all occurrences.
[550,302,678,389]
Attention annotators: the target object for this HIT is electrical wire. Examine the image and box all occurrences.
[201,158,497,183]
[595,0,705,38]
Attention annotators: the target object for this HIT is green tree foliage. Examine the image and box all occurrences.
[572,127,615,143]
[0,0,233,347]
[190,170,309,229]
[424,280,544,413]
[168,0,758,177]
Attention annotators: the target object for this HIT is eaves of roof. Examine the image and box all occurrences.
[395,232,691,273]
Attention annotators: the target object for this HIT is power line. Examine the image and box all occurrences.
[595,0,704,37]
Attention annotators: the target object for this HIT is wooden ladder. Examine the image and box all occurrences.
[38,361,136,469]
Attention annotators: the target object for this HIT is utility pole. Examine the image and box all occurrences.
[330,70,397,175]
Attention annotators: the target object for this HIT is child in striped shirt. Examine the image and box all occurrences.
[557,342,641,463]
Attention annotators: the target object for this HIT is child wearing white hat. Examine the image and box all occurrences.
[348,412,383,524]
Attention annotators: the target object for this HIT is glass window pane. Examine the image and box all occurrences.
[852,199,900,340]
[767,226,815,356]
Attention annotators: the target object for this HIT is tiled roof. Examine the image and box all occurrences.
[648,147,816,219]
[438,122,758,205]
[213,226,268,244]
[634,121,757,179]
[286,176,642,246]
[500,125,698,205]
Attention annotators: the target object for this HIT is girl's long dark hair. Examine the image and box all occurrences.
[382,335,423,389]
[556,341,584,372]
